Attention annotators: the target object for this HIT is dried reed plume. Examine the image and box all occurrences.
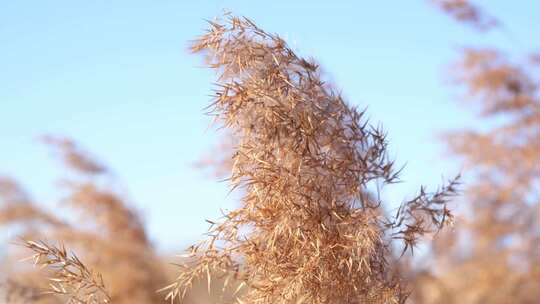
[430,0,498,31]
[163,14,458,304]
[1,137,169,304]
[0,279,44,303]
[22,240,111,304]
[412,48,540,304]
[408,2,540,301]
[41,135,107,175]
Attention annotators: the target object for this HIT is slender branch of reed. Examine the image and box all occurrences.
[22,240,112,304]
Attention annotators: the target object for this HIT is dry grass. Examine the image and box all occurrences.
[430,0,498,31]
[162,14,458,304]
[0,10,466,304]
[3,2,539,303]
[408,2,540,303]
[409,48,540,302]
[0,279,45,303]
[22,240,111,304]
[0,137,169,304]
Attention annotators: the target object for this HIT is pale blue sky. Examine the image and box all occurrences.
[1,1,538,251]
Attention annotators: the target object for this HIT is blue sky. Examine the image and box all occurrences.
[1,1,538,251]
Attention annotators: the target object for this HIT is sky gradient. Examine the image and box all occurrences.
[1,1,538,251]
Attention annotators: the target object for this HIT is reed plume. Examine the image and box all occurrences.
[430,0,498,30]
[22,240,111,304]
[1,137,170,304]
[163,14,458,304]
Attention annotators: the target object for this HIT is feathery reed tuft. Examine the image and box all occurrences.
[22,240,111,304]
[1,137,170,304]
[163,14,458,304]
[430,0,498,31]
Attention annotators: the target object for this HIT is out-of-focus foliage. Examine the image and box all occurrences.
[0,137,169,304]
[430,0,498,31]
[410,2,540,303]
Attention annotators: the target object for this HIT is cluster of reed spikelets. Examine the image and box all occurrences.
[407,1,540,303]
[0,137,169,304]
[1,14,458,304]
[160,14,458,304]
